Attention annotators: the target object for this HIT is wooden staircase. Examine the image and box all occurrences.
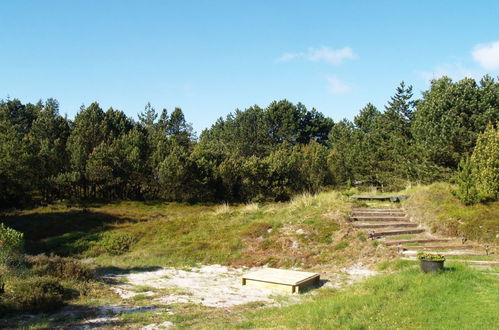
[350,208,425,238]
[349,207,498,267]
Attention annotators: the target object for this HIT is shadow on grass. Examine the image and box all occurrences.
[443,266,457,272]
[1,209,140,256]
[0,303,160,329]
[96,265,163,276]
[299,279,329,293]
[2,209,138,241]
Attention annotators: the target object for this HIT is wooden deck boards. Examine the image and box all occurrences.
[242,268,320,293]
[351,195,409,202]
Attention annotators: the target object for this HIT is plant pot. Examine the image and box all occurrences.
[420,259,445,273]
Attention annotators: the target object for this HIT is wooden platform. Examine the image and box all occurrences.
[351,195,409,202]
[242,268,320,293]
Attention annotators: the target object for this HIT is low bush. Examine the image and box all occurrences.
[98,231,137,255]
[0,223,24,266]
[1,276,65,313]
[25,254,94,281]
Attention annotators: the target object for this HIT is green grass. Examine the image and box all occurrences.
[401,183,499,243]
[445,255,498,261]
[376,259,417,271]
[386,234,418,240]
[2,186,498,329]
[1,191,352,269]
[195,264,499,329]
[404,242,423,246]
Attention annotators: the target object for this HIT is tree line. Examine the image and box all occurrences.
[1,75,498,207]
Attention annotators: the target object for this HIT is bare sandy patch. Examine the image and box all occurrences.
[109,265,284,308]
[108,263,378,309]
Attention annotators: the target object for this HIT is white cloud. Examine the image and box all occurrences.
[307,46,356,64]
[415,62,479,82]
[327,76,350,94]
[472,41,499,70]
[277,46,356,65]
[277,52,303,62]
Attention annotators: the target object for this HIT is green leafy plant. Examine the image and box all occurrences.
[454,124,498,205]
[0,223,24,266]
[417,252,445,261]
[98,231,137,255]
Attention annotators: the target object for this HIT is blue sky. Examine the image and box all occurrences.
[1,1,498,134]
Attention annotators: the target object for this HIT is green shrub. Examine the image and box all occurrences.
[471,124,498,202]
[2,276,65,313]
[454,156,478,205]
[455,124,498,205]
[98,231,137,255]
[0,223,24,266]
[25,254,94,281]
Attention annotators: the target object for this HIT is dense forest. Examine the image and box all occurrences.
[1,76,498,207]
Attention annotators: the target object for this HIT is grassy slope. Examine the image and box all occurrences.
[402,183,499,243]
[194,263,499,329]
[2,186,498,329]
[3,191,367,270]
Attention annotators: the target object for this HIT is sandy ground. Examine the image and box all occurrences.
[108,263,377,309]
[12,263,377,329]
[108,265,280,308]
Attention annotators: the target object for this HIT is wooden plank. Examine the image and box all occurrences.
[371,229,425,237]
[353,223,417,229]
[395,245,477,251]
[244,279,294,293]
[242,268,320,293]
[352,212,407,216]
[383,238,452,246]
[352,208,406,213]
[295,275,321,293]
[351,195,409,202]
[400,257,499,266]
[350,216,408,221]
[401,250,483,256]
[243,268,318,285]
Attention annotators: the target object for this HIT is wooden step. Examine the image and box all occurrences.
[351,195,409,202]
[400,257,499,266]
[370,228,425,237]
[383,238,453,246]
[350,216,408,221]
[395,245,477,251]
[353,223,418,229]
[401,250,484,256]
[352,212,407,217]
[352,208,405,212]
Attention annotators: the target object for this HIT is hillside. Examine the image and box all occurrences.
[0,186,498,328]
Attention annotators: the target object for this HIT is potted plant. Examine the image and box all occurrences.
[417,252,445,273]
